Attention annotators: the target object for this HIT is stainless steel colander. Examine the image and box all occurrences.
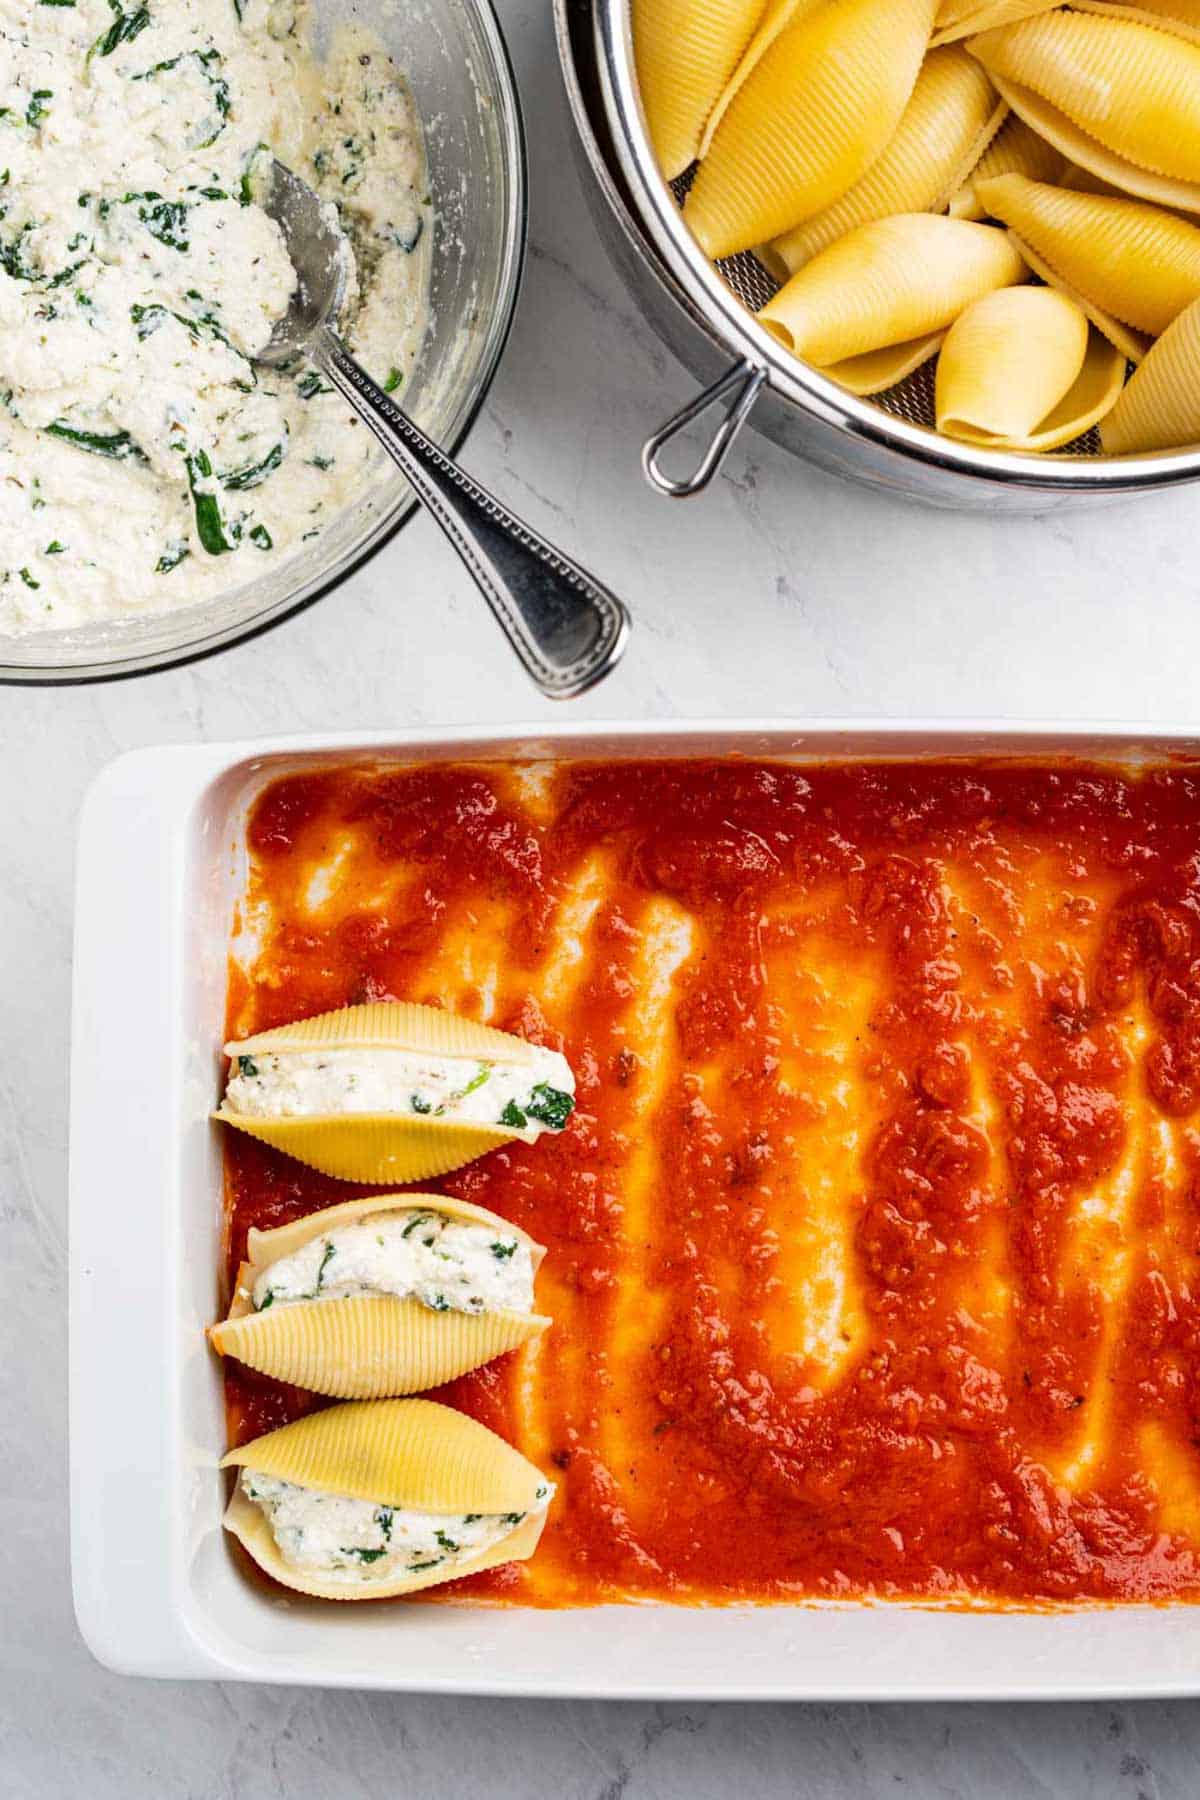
[557,0,1200,511]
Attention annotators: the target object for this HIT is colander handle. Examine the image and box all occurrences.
[642,361,766,498]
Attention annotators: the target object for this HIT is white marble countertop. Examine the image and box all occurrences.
[5,1,1200,1792]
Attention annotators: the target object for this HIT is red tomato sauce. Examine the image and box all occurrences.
[223,758,1200,1605]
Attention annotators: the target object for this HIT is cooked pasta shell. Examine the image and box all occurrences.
[759,214,1026,369]
[222,1398,549,1601]
[225,1001,539,1063]
[210,1193,549,1397]
[685,0,939,259]
[216,1001,556,1183]
[633,0,767,180]
[968,13,1200,214]
[936,287,1125,449]
[831,332,949,397]
[931,0,1059,48]
[950,113,1066,218]
[1100,296,1200,453]
[976,173,1200,359]
[697,0,826,159]
[1068,1,1200,46]
[769,48,1006,275]
[212,1295,549,1398]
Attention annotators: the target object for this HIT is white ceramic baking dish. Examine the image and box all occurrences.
[70,720,1200,1696]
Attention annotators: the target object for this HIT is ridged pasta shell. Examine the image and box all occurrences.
[759,214,1026,368]
[217,1002,554,1183]
[936,287,1125,449]
[968,14,1200,214]
[225,1001,538,1064]
[769,48,1006,275]
[210,1193,549,1398]
[211,1295,549,1398]
[976,173,1200,358]
[697,0,826,159]
[684,0,939,259]
[1100,295,1200,452]
[213,1111,530,1184]
[223,1398,546,1510]
[633,0,767,180]
[950,114,1066,218]
[931,0,1059,48]
[1068,1,1200,47]
[222,1398,549,1601]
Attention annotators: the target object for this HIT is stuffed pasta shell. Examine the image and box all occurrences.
[210,1193,550,1397]
[216,1001,576,1183]
[223,1399,554,1600]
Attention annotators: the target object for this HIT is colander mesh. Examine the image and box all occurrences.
[669,170,1103,455]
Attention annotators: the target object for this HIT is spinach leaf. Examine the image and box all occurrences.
[221,441,284,491]
[93,0,150,59]
[523,1084,575,1131]
[46,421,147,462]
[185,449,234,555]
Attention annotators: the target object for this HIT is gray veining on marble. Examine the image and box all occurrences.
[5,1,1200,1793]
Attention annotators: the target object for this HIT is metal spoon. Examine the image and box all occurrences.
[257,160,630,698]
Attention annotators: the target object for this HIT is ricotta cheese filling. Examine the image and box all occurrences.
[240,1469,553,1584]
[225,1044,577,1134]
[250,1207,536,1316]
[0,0,430,632]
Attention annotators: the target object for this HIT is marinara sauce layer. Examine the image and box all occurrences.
[223,758,1200,1605]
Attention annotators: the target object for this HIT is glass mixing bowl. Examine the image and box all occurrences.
[1,0,526,683]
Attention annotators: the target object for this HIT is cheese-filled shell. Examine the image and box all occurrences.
[1100,296,1200,453]
[215,1001,576,1184]
[222,1399,552,1601]
[936,288,1125,451]
[684,0,938,259]
[968,14,1200,214]
[931,0,1058,47]
[759,214,1026,367]
[209,1194,550,1398]
[950,113,1066,218]
[633,0,767,181]
[770,48,1006,275]
[975,174,1200,359]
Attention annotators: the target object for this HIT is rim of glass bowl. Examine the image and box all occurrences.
[0,0,528,687]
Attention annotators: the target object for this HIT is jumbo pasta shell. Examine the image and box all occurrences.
[216,1001,553,1182]
[1068,1,1200,47]
[633,0,767,180]
[210,1193,549,1397]
[759,214,1026,368]
[950,114,1066,218]
[222,1397,546,1510]
[211,1295,549,1398]
[931,0,1059,48]
[684,0,939,259]
[225,1001,539,1063]
[1100,296,1200,452]
[935,287,1125,450]
[769,48,1006,276]
[968,14,1200,214]
[975,173,1200,356]
[222,1398,549,1601]
[697,0,826,159]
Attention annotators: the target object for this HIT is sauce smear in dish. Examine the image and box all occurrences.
[224,757,1200,1606]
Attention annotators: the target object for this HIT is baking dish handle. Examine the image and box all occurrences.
[642,362,766,498]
